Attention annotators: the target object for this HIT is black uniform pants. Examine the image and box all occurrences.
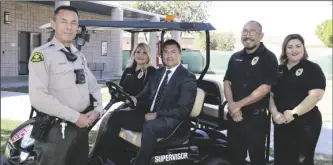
[227,110,269,165]
[91,110,175,165]
[34,121,89,165]
[274,110,322,165]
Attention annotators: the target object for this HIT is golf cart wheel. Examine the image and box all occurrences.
[203,157,230,165]
[5,118,37,165]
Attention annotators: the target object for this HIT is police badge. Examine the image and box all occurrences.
[295,68,303,76]
[251,56,259,65]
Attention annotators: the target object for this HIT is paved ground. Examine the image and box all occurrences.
[1,89,332,155]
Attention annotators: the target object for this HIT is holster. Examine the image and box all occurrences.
[30,109,56,141]
[30,94,97,141]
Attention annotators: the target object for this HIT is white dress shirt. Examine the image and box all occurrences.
[150,63,181,112]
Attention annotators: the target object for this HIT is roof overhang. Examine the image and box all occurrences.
[39,20,216,33]
[26,1,160,21]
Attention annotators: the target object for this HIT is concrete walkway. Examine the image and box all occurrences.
[0,90,119,131]
[1,90,332,155]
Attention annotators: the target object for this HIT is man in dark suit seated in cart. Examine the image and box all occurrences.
[88,39,198,165]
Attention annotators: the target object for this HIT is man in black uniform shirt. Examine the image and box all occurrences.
[223,20,278,165]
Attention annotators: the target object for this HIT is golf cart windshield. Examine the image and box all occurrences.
[39,20,215,80]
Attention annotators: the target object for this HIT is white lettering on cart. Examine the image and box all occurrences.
[154,152,188,163]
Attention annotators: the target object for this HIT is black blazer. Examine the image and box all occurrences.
[135,64,197,126]
[119,66,156,96]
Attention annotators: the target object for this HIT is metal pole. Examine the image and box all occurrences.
[266,111,273,163]
[198,30,210,81]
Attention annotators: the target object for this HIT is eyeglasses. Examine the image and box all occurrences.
[241,30,260,36]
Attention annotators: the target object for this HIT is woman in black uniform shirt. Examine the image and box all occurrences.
[88,43,156,164]
[120,42,156,96]
[269,34,326,165]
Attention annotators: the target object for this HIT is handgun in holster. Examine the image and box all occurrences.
[30,94,98,140]
[30,107,56,141]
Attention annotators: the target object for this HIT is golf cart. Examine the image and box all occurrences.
[2,20,272,165]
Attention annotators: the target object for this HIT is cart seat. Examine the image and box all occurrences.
[197,78,228,130]
[118,88,205,147]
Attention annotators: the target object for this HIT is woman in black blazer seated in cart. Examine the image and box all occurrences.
[120,42,156,96]
[269,34,326,165]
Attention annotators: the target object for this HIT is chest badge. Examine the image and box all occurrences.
[295,68,303,76]
[137,69,144,79]
[251,56,259,65]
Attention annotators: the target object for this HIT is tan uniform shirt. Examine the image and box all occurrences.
[28,37,103,123]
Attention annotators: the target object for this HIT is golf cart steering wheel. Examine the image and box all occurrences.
[105,81,135,108]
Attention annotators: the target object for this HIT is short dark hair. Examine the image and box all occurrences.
[53,5,79,20]
[245,20,263,32]
[163,39,181,53]
[279,33,308,64]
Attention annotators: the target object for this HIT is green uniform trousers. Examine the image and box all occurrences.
[34,121,89,165]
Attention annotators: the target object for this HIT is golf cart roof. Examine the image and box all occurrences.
[39,20,216,32]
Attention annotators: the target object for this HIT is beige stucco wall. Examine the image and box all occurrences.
[0,1,122,77]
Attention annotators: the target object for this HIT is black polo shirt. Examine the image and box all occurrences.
[224,42,279,111]
[272,59,326,117]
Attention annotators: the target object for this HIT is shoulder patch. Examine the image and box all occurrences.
[31,52,44,62]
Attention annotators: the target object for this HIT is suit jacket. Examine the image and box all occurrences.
[135,64,197,128]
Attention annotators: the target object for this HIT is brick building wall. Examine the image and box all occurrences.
[0,1,122,77]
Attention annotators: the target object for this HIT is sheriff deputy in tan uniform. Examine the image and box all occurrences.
[28,5,102,165]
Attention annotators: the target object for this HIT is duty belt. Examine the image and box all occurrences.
[252,109,266,115]
[243,108,266,115]
[58,105,94,124]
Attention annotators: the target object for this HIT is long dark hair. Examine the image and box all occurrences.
[279,34,308,64]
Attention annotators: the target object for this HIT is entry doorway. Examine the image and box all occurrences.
[18,32,41,75]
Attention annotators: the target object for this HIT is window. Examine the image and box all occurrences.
[101,41,107,56]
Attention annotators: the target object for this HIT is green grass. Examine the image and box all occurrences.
[1,119,22,154]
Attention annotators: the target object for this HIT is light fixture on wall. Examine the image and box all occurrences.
[4,11,10,24]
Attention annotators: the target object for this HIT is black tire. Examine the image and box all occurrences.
[203,157,230,165]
